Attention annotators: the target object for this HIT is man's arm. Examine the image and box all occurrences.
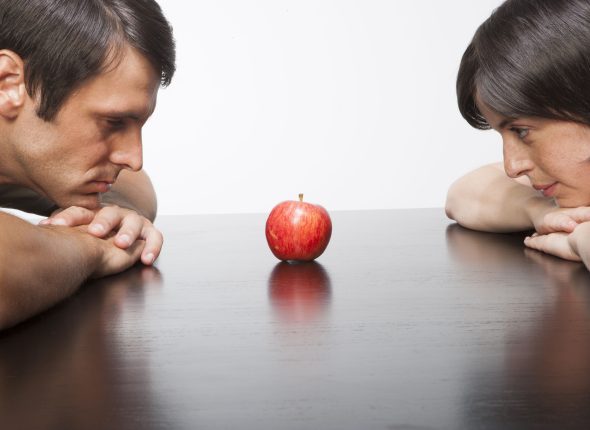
[100,169,157,221]
[0,212,144,330]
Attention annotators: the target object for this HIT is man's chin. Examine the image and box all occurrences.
[58,193,102,210]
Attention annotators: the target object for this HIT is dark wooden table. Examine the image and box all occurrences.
[2,209,590,430]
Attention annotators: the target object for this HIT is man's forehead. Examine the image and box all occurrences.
[63,46,159,117]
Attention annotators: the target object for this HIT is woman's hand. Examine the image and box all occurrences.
[524,232,581,262]
[531,206,590,235]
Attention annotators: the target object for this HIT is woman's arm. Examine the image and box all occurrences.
[522,222,590,270]
[569,223,590,270]
[446,163,575,233]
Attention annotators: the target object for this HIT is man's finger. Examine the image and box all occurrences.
[113,215,145,249]
[140,226,164,265]
[41,206,95,227]
[88,205,127,237]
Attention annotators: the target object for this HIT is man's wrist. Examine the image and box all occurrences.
[40,224,103,278]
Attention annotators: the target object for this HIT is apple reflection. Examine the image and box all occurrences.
[268,261,332,324]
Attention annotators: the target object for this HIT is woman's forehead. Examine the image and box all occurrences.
[474,90,508,128]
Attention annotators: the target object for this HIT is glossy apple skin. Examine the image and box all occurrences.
[265,199,332,262]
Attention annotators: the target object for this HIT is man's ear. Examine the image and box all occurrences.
[0,50,26,120]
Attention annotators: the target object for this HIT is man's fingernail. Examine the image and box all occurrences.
[39,219,50,225]
[145,253,155,264]
[52,218,67,226]
[118,234,131,246]
[90,224,105,234]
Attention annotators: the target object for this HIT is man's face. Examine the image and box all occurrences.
[10,46,160,209]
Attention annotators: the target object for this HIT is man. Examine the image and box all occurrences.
[0,0,175,329]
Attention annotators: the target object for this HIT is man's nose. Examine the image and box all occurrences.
[109,128,143,172]
[503,137,533,178]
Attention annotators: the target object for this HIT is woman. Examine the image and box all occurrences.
[446,0,590,269]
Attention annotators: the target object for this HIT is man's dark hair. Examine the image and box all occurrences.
[457,0,590,129]
[0,0,176,121]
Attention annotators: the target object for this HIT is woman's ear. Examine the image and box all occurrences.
[0,50,26,119]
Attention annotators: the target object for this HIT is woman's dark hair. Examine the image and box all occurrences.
[0,0,176,121]
[457,0,590,129]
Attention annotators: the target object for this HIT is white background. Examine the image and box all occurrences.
[145,0,504,215]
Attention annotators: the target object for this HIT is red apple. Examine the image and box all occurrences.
[265,194,332,262]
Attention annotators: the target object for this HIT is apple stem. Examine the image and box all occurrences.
[299,193,304,202]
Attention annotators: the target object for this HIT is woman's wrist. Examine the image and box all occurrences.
[525,196,558,231]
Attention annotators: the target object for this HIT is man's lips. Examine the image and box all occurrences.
[533,182,558,197]
[88,181,113,193]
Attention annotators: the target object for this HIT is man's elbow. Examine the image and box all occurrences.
[0,277,25,331]
[0,297,18,331]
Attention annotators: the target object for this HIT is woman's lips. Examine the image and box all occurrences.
[534,183,558,197]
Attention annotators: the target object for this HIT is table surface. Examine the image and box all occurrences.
[2,209,590,430]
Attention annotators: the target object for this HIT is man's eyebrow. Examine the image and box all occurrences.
[98,110,151,121]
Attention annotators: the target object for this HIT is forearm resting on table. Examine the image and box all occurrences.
[569,222,590,270]
[101,170,157,221]
[0,212,100,330]
[446,163,555,232]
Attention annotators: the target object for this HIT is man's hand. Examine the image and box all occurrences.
[0,212,147,330]
[82,227,147,279]
[532,206,590,235]
[40,205,162,265]
[40,223,147,278]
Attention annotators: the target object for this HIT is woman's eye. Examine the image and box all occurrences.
[511,127,529,139]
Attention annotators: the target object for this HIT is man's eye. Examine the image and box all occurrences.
[106,118,125,129]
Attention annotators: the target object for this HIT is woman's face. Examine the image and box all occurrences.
[477,100,590,208]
